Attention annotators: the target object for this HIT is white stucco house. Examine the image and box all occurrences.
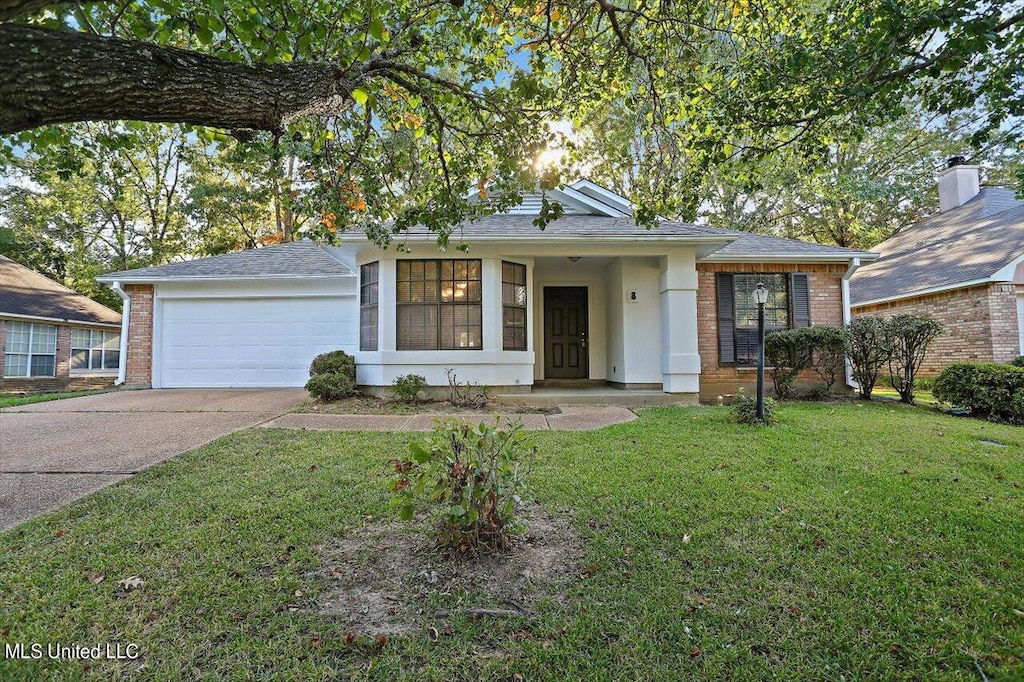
[97,180,877,401]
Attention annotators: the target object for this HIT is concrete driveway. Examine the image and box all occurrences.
[0,389,306,531]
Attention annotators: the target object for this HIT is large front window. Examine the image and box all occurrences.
[396,259,482,350]
[732,273,789,366]
[3,321,57,377]
[71,328,120,373]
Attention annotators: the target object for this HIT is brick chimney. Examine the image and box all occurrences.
[937,156,980,212]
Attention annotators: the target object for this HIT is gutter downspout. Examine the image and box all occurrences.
[841,258,861,388]
[111,281,130,386]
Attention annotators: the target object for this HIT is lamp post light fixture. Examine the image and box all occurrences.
[753,282,770,422]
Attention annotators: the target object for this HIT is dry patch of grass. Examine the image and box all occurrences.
[313,504,582,637]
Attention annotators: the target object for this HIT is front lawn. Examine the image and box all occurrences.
[0,389,110,409]
[1,402,1021,680]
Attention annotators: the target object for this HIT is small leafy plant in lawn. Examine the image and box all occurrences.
[391,373,428,404]
[389,417,534,554]
[731,388,777,424]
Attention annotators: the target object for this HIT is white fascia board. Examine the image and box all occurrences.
[568,179,635,214]
[0,312,121,328]
[700,252,879,264]
[851,277,998,308]
[555,185,630,217]
[96,273,355,284]
[991,251,1024,282]
[340,233,737,245]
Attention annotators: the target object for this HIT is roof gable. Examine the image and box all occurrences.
[0,256,122,326]
[851,187,1024,305]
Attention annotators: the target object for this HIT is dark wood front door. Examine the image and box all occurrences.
[543,287,588,379]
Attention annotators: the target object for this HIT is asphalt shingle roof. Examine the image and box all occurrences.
[97,239,353,281]
[0,256,122,325]
[850,187,1024,305]
[702,232,877,260]
[361,214,875,260]
[389,214,733,239]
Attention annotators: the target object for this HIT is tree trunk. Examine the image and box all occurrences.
[0,24,358,134]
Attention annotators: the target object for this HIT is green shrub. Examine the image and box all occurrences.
[732,389,777,425]
[933,362,1024,425]
[305,372,358,401]
[309,350,356,381]
[764,327,814,398]
[1011,356,1024,369]
[886,314,943,404]
[846,316,892,400]
[392,374,428,404]
[806,326,849,390]
[388,417,534,553]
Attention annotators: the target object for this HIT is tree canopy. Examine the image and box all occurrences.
[1,0,1022,242]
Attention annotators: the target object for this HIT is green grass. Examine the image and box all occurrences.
[1,402,1022,680]
[0,390,109,409]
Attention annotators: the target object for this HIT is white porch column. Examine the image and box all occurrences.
[482,258,501,351]
[659,250,701,394]
[378,258,397,351]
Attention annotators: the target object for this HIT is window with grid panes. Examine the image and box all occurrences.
[3,321,57,377]
[70,329,120,373]
[396,259,482,350]
[360,262,379,351]
[501,261,527,350]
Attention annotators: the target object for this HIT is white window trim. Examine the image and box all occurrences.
[3,322,57,379]
[69,329,120,376]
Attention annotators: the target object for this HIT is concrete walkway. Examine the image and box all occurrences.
[260,405,638,432]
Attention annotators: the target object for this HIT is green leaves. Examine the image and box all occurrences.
[386,417,534,553]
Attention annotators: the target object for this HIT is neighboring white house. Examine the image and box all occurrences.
[98,180,877,401]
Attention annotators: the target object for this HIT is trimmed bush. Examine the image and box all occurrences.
[305,372,358,401]
[1011,356,1024,369]
[309,350,356,381]
[764,327,814,398]
[933,362,1024,425]
[765,326,848,398]
[886,314,943,404]
[732,389,777,425]
[392,374,428,404]
[806,326,849,390]
[846,316,891,400]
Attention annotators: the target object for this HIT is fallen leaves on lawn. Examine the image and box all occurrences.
[119,575,142,588]
[114,575,144,598]
[682,534,691,544]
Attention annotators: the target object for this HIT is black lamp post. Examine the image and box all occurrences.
[753,282,769,422]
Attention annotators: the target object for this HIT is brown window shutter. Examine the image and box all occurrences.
[791,273,811,327]
[715,273,735,364]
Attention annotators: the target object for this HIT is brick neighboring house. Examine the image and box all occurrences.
[1,255,122,393]
[97,180,877,401]
[850,161,1024,376]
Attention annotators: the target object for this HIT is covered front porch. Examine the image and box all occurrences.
[527,252,702,396]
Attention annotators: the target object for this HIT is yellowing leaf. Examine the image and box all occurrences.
[352,88,369,105]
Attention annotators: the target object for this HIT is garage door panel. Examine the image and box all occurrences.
[158,296,356,388]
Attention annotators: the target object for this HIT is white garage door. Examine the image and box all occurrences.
[157,296,357,388]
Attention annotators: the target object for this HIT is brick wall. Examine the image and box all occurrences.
[124,284,154,388]
[696,262,847,398]
[0,319,118,394]
[853,282,1021,376]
